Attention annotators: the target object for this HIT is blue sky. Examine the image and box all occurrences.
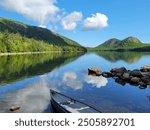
[0,0,150,47]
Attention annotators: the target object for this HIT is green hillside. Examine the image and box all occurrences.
[0,18,86,53]
[90,37,150,51]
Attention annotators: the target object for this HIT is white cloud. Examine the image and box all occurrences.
[61,11,83,30]
[63,71,83,89]
[85,75,108,88]
[0,1,109,32]
[0,0,59,26]
[83,13,108,31]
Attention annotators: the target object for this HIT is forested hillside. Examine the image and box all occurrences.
[0,18,86,53]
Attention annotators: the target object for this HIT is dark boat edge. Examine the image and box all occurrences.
[50,89,102,113]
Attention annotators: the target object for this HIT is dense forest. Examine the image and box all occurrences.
[0,18,86,53]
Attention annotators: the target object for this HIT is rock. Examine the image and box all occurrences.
[111,67,127,74]
[140,68,149,72]
[142,65,150,69]
[116,73,122,77]
[102,73,108,77]
[141,76,150,85]
[110,68,118,73]
[115,78,126,86]
[142,72,150,78]
[102,72,112,77]
[140,65,150,72]
[130,70,143,78]
[130,77,140,84]
[9,105,20,111]
[88,67,101,76]
[122,72,130,80]
[113,77,118,80]
[139,85,147,89]
[139,82,147,87]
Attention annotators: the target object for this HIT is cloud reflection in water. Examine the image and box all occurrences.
[63,71,83,90]
[84,75,108,88]
[3,77,50,113]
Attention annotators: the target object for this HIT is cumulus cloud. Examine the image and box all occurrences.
[0,1,109,31]
[0,0,59,26]
[83,13,108,31]
[85,75,108,88]
[63,71,83,89]
[61,11,83,30]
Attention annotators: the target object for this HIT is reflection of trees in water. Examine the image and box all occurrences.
[0,52,84,85]
[96,51,150,63]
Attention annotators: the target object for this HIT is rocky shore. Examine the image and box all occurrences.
[88,65,150,89]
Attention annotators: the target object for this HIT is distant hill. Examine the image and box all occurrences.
[0,18,86,53]
[91,37,150,51]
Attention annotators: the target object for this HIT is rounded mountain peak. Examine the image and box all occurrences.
[103,38,120,45]
[123,36,142,43]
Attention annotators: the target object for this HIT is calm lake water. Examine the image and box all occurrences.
[0,51,150,113]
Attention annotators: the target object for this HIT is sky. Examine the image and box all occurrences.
[0,0,150,47]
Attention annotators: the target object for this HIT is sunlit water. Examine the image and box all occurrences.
[0,52,150,113]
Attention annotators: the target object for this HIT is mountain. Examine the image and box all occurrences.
[0,18,86,53]
[93,37,150,51]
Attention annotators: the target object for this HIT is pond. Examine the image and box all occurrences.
[0,51,150,113]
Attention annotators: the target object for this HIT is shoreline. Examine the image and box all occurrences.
[0,51,84,56]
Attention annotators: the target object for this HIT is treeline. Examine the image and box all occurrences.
[0,31,85,53]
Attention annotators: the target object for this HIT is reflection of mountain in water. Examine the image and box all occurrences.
[0,52,84,85]
[96,51,150,63]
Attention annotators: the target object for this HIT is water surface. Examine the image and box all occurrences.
[0,51,150,113]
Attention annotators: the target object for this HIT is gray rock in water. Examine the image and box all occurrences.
[111,67,127,74]
[141,76,150,85]
[102,72,112,77]
[9,105,20,112]
[130,70,143,78]
[139,82,147,87]
[122,72,130,80]
[115,78,126,86]
[130,77,140,84]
